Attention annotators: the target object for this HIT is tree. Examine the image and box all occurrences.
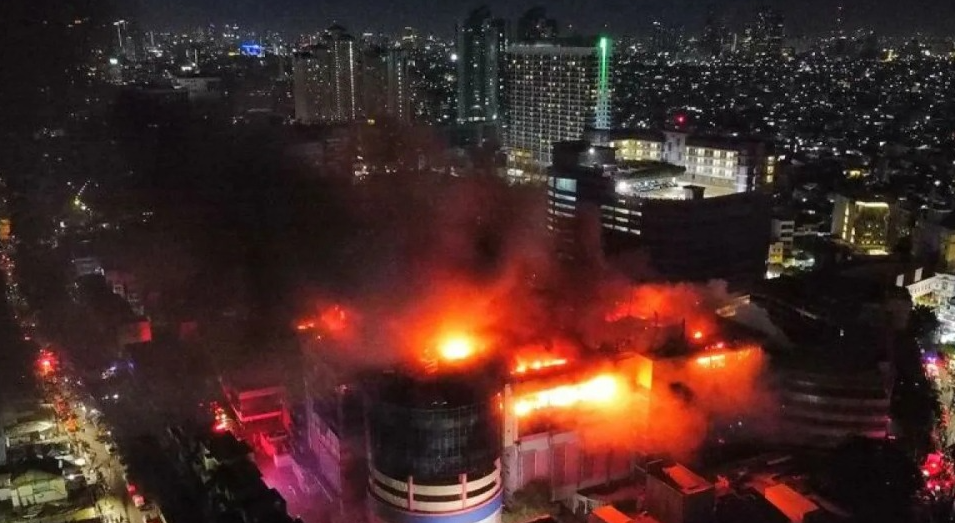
[909,305,940,341]
[818,437,921,523]
[892,332,942,456]
[503,480,555,523]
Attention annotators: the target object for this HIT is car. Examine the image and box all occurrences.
[141,505,162,523]
[21,506,43,519]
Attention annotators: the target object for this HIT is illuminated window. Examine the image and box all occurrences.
[555,193,576,202]
[555,178,577,193]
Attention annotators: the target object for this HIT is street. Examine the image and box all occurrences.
[45,372,150,523]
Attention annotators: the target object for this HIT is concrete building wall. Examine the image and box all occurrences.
[11,476,67,508]
[502,430,632,502]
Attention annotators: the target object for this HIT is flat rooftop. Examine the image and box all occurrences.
[591,505,634,523]
[611,163,738,200]
[651,462,713,495]
[763,484,820,523]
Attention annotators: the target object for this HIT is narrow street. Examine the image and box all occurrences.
[42,364,154,523]
[925,354,955,448]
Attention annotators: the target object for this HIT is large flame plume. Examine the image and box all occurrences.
[292,177,775,459]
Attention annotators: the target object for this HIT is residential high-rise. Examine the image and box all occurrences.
[649,21,679,56]
[407,37,457,124]
[700,8,724,58]
[455,6,507,124]
[358,43,413,122]
[515,6,558,41]
[292,24,358,124]
[359,45,389,119]
[326,24,358,121]
[292,47,326,124]
[749,8,784,57]
[385,47,412,122]
[504,36,612,183]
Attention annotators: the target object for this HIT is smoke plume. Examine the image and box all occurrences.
[294,172,778,459]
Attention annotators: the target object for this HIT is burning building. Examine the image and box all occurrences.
[294,289,769,520]
[220,367,291,445]
[500,325,764,502]
[298,308,368,519]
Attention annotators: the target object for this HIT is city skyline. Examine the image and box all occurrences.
[5,0,955,522]
[129,0,955,36]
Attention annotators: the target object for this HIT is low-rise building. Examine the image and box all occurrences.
[165,428,299,523]
[172,76,223,101]
[593,128,778,193]
[831,195,891,254]
[9,464,68,508]
[547,140,771,285]
[644,461,715,523]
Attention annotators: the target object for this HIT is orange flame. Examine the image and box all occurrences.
[296,303,356,340]
[438,334,475,362]
[695,347,753,369]
[513,358,568,374]
[320,305,349,333]
[513,374,622,417]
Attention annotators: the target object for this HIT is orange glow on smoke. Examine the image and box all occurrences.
[604,285,717,343]
[296,303,357,341]
[513,374,622,417]
[438,334,476,362]
[389,278,507,371]
[320,305,349,333]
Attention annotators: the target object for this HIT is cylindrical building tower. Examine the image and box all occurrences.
[366,371,503,523]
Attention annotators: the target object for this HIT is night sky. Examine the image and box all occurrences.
[130,0,955,36]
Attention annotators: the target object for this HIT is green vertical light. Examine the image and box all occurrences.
[597,36,611,129]
[598,36,609,93]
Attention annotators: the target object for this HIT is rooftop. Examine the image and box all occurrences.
[204,432,252,463]
[590,505,634,523]
[649,461,713,495]
[763,483,820,523]
[509,36,604,50]
[605,161,738,200]
[718,491,790,523]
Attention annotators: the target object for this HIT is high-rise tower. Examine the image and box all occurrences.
[700,7,724,57]
[750,8,784,57]
[366,372,503,523]
[515,7,558,42]
[385,47,412,122]
[292,24,358,124]
[455,7,508,124]
[503,36,612,183]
